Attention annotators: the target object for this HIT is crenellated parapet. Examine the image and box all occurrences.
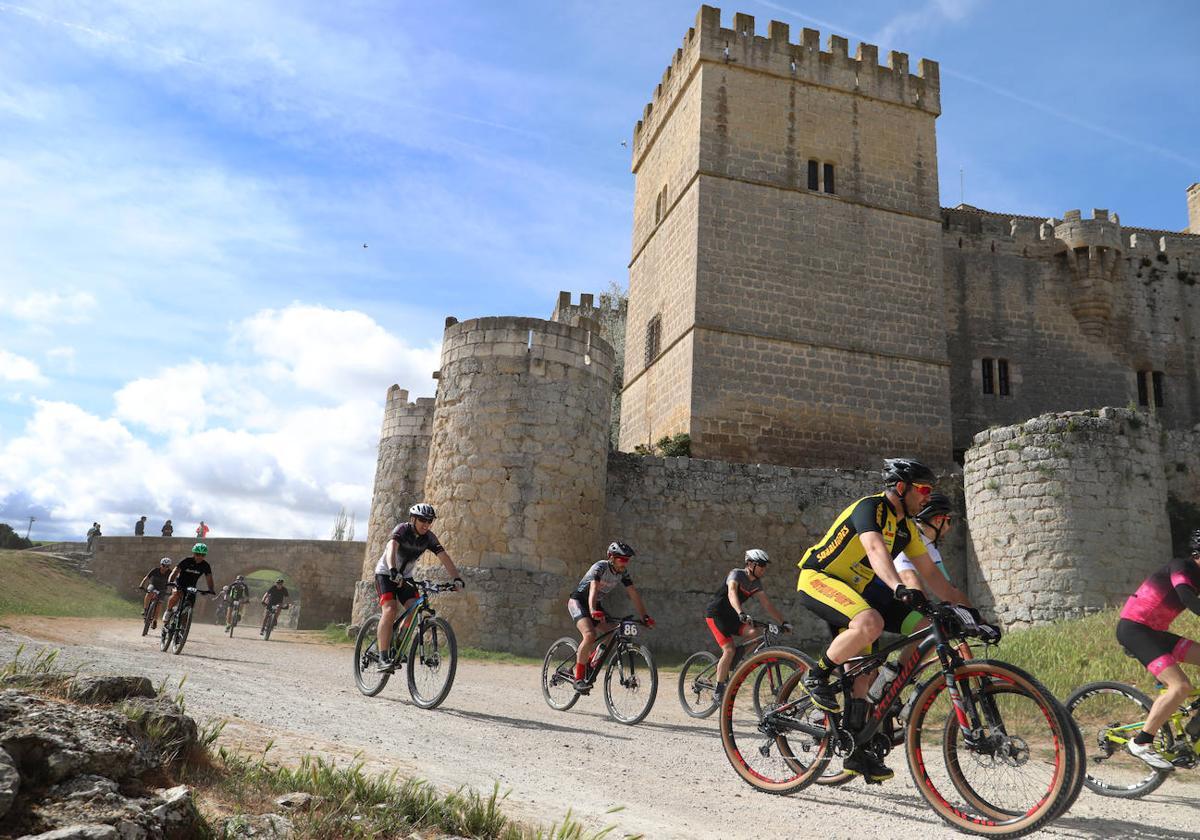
[631,5,940,167]
[1052,209,1123,339]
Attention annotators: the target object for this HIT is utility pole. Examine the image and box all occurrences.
[25,516,35,540]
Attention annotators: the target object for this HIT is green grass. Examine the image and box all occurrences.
[983,607,1200,700]
[0,548,139,619]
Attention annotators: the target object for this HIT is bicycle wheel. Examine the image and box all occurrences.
[263,612,275,640]
[172,607,192,655]
[159,612,173,652]
[719,648,830,794]
[353,616,392,697]
[142,605,153,637]
[604,643,658,725]
[406,616,458,709]
[752,647,801,718]
[542,637,581,712]
[905,660,1074,837]
[678,651,720,718]
[1065,680,1170,799]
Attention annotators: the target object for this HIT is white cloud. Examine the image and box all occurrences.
[0,348,46,383]
[45,346,75,372]
[9,290,96,324]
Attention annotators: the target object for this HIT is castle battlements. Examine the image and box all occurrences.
[439,316,615,380]
[632,5,940,166]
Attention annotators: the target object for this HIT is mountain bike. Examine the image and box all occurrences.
[542,616,658,725]
[213,595,227,625]
[138,586,164,637]
[677,617,795,718]
[261,603,288,640]
[1065,679,1200,797]
[719,600,1083,838]
[226,598,243,637]
[353,580,459,709]
[159,585,214,655]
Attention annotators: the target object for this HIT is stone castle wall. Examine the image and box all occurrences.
[964,408,1170,628]
[1188,183,1200,235]
[92,537,363,629]
[351,386,435,627]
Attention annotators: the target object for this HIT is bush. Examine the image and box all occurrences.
[0,523,32,550]
[633,433,691,458]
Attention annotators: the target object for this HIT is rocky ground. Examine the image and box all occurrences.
[0,617,1195,839]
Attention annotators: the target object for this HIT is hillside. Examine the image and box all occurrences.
[0,548,139,620]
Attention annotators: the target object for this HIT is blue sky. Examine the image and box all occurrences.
[1,0,1196,541]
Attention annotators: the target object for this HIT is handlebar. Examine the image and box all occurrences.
[747,617,792,634]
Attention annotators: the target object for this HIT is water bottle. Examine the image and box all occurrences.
[866,661,901,704]
[589,642,606,668]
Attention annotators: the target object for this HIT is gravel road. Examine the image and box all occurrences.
[1,617,1194,839]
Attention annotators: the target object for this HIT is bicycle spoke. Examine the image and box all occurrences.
[406,616,457,709]
[604,644,658,724]
[542,638,580,712]
[1066,681,1168,798]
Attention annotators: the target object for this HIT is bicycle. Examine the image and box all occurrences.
[719,600,1084,838]
[677,618,796,719]
[261,603,288,641]
[1065,679,1200,798]
[159,585,214,655]
[542,615,658,725]
[138,586,164,637]
[226,598,243,637]
[353,580,459,709]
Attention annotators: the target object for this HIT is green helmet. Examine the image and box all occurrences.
[192,542,208,556]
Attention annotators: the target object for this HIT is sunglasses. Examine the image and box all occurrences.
[414,516,433,524]
[912,482,933,495]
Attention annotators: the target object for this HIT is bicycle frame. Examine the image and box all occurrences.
[1102,686,1200,759]
[386,594,431,658]
[584,617,646,681]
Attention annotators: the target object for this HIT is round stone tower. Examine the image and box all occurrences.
[420,315,615,655]
[964,407,1170,629]
[350,385,436,628]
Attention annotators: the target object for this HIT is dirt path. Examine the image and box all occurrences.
[1,617,1194,839]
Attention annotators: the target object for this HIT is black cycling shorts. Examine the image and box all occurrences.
[1116,618,1193,676]
[375,573,419,606]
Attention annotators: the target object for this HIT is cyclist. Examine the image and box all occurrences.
[137,557,173,629]
[214,585,230,624]
[226,575,250,629]
[1114,528,1200,771]
[795,458,939,783]
[373,503,464,670]
[568,541,654,694]
[163,543,215,623]
[260,578,291,635]
[705,549,790,701]
[893,492,972,605]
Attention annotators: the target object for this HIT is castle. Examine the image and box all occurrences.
[350,6,1200,655]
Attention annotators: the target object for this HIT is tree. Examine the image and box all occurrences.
[331,507,356,541]
[0,523,33,550]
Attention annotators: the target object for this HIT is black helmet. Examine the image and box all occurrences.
[882,458,935,486]
[1191,529,1200,554]
[744,549,770,566]
[915,492,953,524]
[409,503,436,521]
[606,541,635,559]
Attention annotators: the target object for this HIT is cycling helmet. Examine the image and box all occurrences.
[914,492,953,524]
[882,458,936,486]
[275,578,285,584]
[606,541,636,559]
[409,503,436,521]
[236,574,245,581]
[221,585,230,593]
[1191,529,1200,554]
[158,557,172,566]
[745,549,770,566]
[191,542,208,555]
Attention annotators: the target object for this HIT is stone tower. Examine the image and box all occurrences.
[619,5,951,469]
[418,316,615,655]
[1189,183,1200,234]
[350,385,436,628]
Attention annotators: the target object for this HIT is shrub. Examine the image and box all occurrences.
[0,523,32,550]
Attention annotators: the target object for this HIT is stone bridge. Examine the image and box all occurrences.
[90,537,363,629]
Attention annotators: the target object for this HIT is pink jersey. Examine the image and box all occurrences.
[1120,558,1200,631]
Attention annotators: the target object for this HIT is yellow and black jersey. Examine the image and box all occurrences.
[798,493,927,593]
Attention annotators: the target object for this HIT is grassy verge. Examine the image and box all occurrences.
[0,548,138,619]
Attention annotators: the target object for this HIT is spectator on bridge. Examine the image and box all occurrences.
[161,519,173,537]
[195,520,209,540]
[86,522,101,552]
[134,515,147,537]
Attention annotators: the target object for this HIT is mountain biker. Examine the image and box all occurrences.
[137,557,173,629]
[893,492,973,606]
[795,458,940,783]
[164,543,215,623]
[260,578,291,635]
[705,549,790,701]
[373,503,464,670]
[568,541,654,694]
[1115,528,1200,771]
[226,575,250,629]
[214,585,230,623]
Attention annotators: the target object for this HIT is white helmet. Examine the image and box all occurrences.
[158,557,172,566]
[745,549,770,566]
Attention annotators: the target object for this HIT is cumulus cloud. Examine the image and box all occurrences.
[0,348,46,383]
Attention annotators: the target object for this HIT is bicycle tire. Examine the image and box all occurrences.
[1064,680,1170,799]
[542,637,581,712]
[604,642,658,725]
[678,651,720,718]
[172,607,192,655]
[751,645,802,719]
[142,606,153,637]
[159,612,173,652]
[263,611,275,641]
[719,647,828,794]
[353,616,392,697]
[406,616,458,709]
[905,659,1075,837]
